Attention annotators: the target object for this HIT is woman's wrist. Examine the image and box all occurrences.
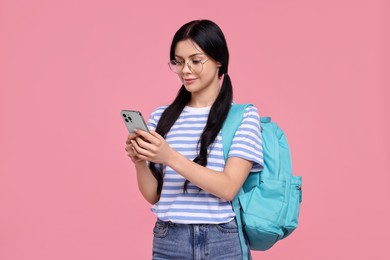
[165,149,183,169]
[134,160,148,169]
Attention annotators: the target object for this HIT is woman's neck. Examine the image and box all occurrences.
[187,98,216,108]
[187,79,220,108]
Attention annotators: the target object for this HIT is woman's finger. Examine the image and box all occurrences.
[126,146,145,163]
[149,131,164,141]
[134,129,160,144]
[131,139,153,158]
[125,144,136,156]
[135,136,157,152]
[126,133,138,144]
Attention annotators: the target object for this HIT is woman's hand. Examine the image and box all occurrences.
[130,129,177,165]
[125,132,146,164]
[125,131,160,205]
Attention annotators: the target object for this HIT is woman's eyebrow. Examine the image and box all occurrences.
[175,53,205,59]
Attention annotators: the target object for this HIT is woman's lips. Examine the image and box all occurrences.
[183,78,196,84]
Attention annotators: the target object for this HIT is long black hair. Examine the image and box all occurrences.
[149,20,233,195]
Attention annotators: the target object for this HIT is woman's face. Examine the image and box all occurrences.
[174,39,221,97]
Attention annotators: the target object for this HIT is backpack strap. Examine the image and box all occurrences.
[222,103,253,260]
[222,103,253,158]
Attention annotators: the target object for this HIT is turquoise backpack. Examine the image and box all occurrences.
[222,104,302,258]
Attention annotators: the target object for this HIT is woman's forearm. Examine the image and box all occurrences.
[166,151,252,201]
[134,162,159,205]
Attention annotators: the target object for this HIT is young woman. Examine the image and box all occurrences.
[125,19,264,260]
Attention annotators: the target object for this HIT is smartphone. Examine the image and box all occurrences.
[120,110,149,133]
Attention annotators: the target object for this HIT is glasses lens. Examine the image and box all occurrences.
[168,60,205,74]
[168,61,178,73]
[189,60,203,74]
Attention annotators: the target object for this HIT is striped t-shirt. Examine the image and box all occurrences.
[148,105,264,224]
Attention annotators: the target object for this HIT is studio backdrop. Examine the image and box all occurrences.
[0,0,389,259]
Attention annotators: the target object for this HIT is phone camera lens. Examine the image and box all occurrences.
[122,114,126,117]
[128,116,132,122]
[125,119,129,122]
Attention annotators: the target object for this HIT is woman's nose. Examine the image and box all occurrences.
[181,62,192,74]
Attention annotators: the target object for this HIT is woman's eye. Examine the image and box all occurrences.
[192,60,202,65]
[175,61,183,66]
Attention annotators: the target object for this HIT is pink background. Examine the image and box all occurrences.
[1,0,389,259]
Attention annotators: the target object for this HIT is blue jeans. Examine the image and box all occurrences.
[152,218,251,260]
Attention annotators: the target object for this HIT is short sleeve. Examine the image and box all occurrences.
[227,106,264,172]
[147,106,168,131]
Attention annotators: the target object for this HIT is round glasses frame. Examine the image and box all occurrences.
[168,59,209,74]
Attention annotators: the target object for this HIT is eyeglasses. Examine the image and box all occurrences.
[168,59,209,74]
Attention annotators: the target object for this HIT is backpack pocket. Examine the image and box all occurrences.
[282,176,302,238]
[238,178,288,250]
